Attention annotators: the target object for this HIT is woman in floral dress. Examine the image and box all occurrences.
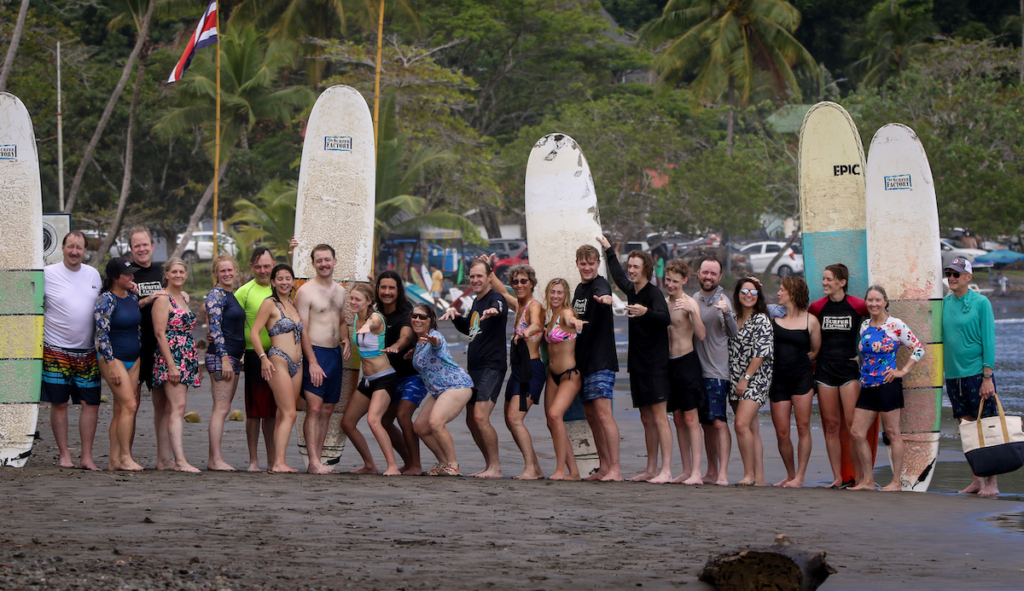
[729,276,774,486]
[152,257,201,473]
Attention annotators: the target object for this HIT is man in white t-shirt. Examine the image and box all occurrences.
[41,231,103,470]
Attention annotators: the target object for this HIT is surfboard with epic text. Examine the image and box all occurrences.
[525,133,604,475]
[799,102,877,484]
[866,123,943,492]
[292,84,375,468]
[0,93,44,467]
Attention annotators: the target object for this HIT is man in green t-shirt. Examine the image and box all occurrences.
[942,257,998,497]
[235,246,276,472]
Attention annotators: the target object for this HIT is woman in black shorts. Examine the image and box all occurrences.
[808,263,869,488]
[849,286,924,491]
[770,277,820,488]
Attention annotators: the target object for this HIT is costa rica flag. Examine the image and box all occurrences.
[167,0,218,84]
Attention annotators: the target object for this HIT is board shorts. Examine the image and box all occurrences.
[700,378,730,424]
[856,378,904,413]
[302,345,344,405]
[667,352,704,413]
[505,358,547,405]
[469,368,506,404]
[396,374,428,406]
[946,374,997,420]
[357,368,399,403]
[243,350,277,419]
[770,357,815,403]
[581,370,615,402]
[815,358,861,389]
[628,370,669,409]
[431,291,441,299]
[41,344,101,406]
[204,353,241,382]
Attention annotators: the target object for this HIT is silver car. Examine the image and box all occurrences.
[940,238,986,270]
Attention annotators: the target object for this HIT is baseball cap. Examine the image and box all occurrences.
[945,257,972,274]
[106,257,142,277]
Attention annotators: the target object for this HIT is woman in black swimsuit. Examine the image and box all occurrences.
[250,264,304,474]
[769,277,820,488]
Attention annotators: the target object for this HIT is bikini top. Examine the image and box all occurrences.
[515,298,542,343]
[268,299,302,344]
[545,315,576,344]
[352,312,386,359]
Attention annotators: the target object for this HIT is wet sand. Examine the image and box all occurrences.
[3,376,1024,590]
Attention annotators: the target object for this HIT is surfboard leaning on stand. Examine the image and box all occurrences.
[524,133,602,476]
[0,93,45,467]
[866,123,943,492]
[798,102,878,484]
[292,84,375,468]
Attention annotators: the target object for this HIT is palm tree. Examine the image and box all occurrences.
[639,0,817,153]
[153,23,314,259]
[850,6,935,88]
[227,178,297,255]
[0,0,31,92]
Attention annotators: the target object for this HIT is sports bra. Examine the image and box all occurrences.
[352,312,386,359]
[515,298,542,343]
[546,315,577,344]
[268,299,302,344]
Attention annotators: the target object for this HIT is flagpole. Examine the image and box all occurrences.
[57,40,65,212]
[212,2,221,259]
[373,0,385,147]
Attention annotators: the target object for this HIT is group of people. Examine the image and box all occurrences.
[40,229,1000,494]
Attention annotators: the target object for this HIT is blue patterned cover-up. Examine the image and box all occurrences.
[413,330,474,397]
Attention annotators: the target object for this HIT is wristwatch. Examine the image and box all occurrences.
[983,372,994,380]
[743,373,752,381]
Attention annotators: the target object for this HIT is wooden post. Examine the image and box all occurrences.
[212,2,221,259]
[57,41,65,212]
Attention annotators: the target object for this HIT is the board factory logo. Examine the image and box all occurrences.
[832,164,860,176]
[822,316,852,331]
[0,144,16,160]
[884,174,912,190]
[324,136,352,151]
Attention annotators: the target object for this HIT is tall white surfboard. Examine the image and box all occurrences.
[292,85,375,468]
[0,93,44,467]
[866,123,943,492]
[525,133,603,475]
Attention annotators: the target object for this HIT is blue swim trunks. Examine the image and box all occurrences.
[505,358,547,405]
[581,370,616,402]
[302,345,343,405]
[396,374,428,406]
[700,378,729,424]
[946,374,997,420]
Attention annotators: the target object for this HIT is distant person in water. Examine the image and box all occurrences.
[942,258,1000,497]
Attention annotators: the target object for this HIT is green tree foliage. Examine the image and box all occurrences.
[849,3,936,88]
[227,178,297,254]
[600,0,667,31]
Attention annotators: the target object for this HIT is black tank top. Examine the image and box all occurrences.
[773,317,811,365]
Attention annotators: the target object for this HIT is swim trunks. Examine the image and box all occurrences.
[302,345,343,405]
[856,378,904,413]
[667,351,704,413]
[357,368,399,403]
[815,358,861,389]
[628,370,669,409]
[243,350,277,419]
[469,367,506,404]
[505,358,547,405]
[945,374,997,420]
[41,344,101,406]
[396,374,429,406]
[581,370,615,402]
[700,378,729,424]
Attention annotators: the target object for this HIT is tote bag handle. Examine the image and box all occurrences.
[976,393,1011,447]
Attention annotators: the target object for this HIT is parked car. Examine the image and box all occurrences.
[462,243,496,267]
[674,245,753,277]
[940,238,987,270]
[176,231,238,263]
[738,241,804,277]
[489,238,527,259]
[493,246,529,281]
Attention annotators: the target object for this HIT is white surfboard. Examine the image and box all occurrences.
[0,93,44,467]
[525,133,603,475]
[866,123,943,492]
[292,84,376,468]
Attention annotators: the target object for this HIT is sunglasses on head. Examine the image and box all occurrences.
[944,270,960,278]
[410,313,430,320]
[740,288,759,296]
[511,278,531,285]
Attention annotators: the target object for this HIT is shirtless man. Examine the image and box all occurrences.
[294,244,350,475]
[663,259,707,485]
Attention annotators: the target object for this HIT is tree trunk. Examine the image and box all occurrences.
[170,158,232,260]
[480,206,503,240]
[63,0,156,214]
[93,55,147,268]
[0,0,31,92]
[760,228,800,284]
[726,76,735,158]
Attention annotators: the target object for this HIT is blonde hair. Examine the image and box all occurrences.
[544,277,571,316]
[211,254,236,285]
[164,257,187,275]
[350,283,376,311]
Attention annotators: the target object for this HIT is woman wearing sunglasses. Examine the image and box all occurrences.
[728,277,774,486]
[849,285,924,491]
[409,303,475,476]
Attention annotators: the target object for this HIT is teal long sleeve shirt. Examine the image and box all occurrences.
[942,289,995,379]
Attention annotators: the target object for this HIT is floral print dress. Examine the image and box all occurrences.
[153,295,202,388]
[728,312,774,405]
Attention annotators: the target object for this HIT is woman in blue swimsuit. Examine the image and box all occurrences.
[250,264,304,474]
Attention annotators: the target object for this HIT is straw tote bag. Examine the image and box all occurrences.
[959,394,1024,477]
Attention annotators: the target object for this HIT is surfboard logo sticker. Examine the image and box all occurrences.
[884,174,912,190]
[324,136,352,151]
[833,164,860,176]
[0,145,16,160]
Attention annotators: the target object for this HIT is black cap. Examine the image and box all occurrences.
[107,257,141,277]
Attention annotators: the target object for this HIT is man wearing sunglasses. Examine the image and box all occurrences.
[942,257,999,496]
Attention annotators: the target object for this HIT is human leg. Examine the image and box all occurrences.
[878,409,903,491]
[770,400,795,486]
[413,395,446,466]
[151,385,174,470]
[545,374,581,480]
[817,385,843,487]
[341,391,376,473]
[366,390,401,475]
[163,382,199,473]
[396,401,421,474]
[849,407,880,490]
[428,388,474,472]
[733,399,761,485]
[50,402,72,467]
[505,398,544,479]
[267,360,300,474]
[648,402,673,483]
[469,398,502,478]
[839,379,863,482]
[302,392,332,474]
[208,372,238,471]
[788,390,814,488]
[109,361,142,471]
[677,409,703,484]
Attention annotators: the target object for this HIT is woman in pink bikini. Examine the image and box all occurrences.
[543,278,585,480]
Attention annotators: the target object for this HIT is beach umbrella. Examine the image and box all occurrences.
[974,250,1024,265]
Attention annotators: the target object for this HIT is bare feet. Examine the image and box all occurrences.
[783,478,804,488]
[155,461,174,471]
[207,460,237,471]
[673,473,703,485]
[958,481,982,494]
[734,478,755,486]
[472,468,505,479]
[58,455,74,468]
[513,470,545,480]
[648,471,673,484]
[402,466,423,476]
[824,479,842,489]
[119,460,145,472]
[79,460,101,471]
[383,467,402,476]
[584,470,607,481]
[268,465,299,474]
[849,481,876,491]
[174,462,201,474]
[774,477,793,487]
[879,481,902,492]
[247,462,262,473]
[701,473,718,484]
[979,484,1000,497]
[599,470,623,482]
[629,471,655,483]
[307,463,334,475]
[350,465,379,475]
[715,478,729,486]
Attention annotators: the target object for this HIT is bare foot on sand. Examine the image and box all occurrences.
[79,460,101,471]
[673,473,702,485]
[247,462,262,473]
[824,479,842,489]
[879,482,902,492]
[649,471,673,484]
[174,462,201,474]
[629,471,654,482]
[715,478,729,486]
[155,461,174,471]
[774,477,792,487]
[59,455,74,468]
[383,467,402,476]
[584,470,607,481]
[119,460,145,472]
[350,466,379,475]
[599,470,623,482]
[979,484,1000,497]
[734,478,755,486]
[207,460,237,471]
[783,478,804,488]
[268,465,299,474]
[402,466,423,476]
[701,473,718,484]
[107,461,120,471]
[959,481,982,494]
[472,468,504,479]
[849,481,876,491]
[513,470,545,480]
[307,463,334,475]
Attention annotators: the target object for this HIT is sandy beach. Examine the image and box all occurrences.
[3,366,1024,590]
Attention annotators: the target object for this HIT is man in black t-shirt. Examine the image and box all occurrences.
[572,243,623,482]
[440,259,509,478]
